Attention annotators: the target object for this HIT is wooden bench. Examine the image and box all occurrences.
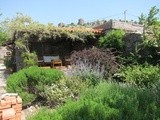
[43,56,62,67]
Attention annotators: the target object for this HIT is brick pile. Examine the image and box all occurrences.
[0,93,22,120]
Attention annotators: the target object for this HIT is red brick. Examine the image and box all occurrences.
[12,104,22,109]
[0,104,11,110]
[3,96,10,101]
[15,108,22,113]
[16,97,22,104]
[10,118,16,120]
[4,96,16,100]
[11,104,16,109]
[5,100,12,106]
[16,104,22,109]
[2,108,15,120]
[0,112,2,120]
[0,100,6,106]
[4,96,17,104]
[11,99,17,105]
[15,112,21,120]
[12,104,22,113]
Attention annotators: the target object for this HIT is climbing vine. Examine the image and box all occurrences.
[5,13,97,43]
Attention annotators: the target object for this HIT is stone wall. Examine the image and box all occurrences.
[94,20,144,34]
[0,93,22,120]
[0,47,10,63]
[124,33,142,53]
[112,20,143,34]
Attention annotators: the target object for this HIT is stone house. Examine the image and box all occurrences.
[94,20,144,52]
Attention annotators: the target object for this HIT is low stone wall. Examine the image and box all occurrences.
[0,93,22,120]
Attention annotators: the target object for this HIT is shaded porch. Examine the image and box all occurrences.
[29,38,98,67]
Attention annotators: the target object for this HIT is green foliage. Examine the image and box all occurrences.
[29,82,160,120]
[15,38,29,52]
[21,52,38,68]
[0,13,8,45]
[4,57,13,68]
[147,6,159,26]
[119,65,160,87]
[80,82,160,120]
[41,77,89,106]
[5,13,96,43]
[57,100,119,120]
[126,6,160,65]
[99,29,125,50]
[138,13,146,25]
[71,47,118,80]
[0,29,7,45]
[27,107,56,120]
[5,13,33,39]
[70,60,105,85]
[139,6,160,59]
[139,6,159,26]
[7,66,64,105]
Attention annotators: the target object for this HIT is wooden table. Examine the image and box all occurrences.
[51,59,62,68]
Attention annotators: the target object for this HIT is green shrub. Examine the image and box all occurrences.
[119,65,160,86]
[41,77,89,107]
[99,29,125,51]
[0,28,8,46]
[57,100,119,120]
[21,52,38,68]
[80,82,160,120]
[7,66,64,105]
[29,100,119,120]
[27,107,56,120]
[4,57,13,68]
[29,82,160,120]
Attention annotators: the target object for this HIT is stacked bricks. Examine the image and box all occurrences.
[0,93,22,120]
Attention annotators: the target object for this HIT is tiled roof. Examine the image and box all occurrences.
[58,27,103,34]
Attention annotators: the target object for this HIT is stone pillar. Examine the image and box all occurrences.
[15,48,23,71]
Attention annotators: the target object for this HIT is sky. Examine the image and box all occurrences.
[0,0,160,25]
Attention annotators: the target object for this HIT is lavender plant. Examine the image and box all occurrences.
[71,47,118,81]
[70,59,105,85]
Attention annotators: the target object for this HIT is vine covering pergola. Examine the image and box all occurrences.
[6,22,103,70]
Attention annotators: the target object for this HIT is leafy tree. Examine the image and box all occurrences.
[0,13,8,45]
[5,13,33,39]
[4,13,39,68]
[137,6,160,64]
[138,13,146,25]
[99,29,125,51]
[140,6,160,47]
[21,52,38,68]
[147,6,159,26]
[0,28,7,45]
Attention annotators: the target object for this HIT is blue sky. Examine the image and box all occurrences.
[0,0,159,25]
